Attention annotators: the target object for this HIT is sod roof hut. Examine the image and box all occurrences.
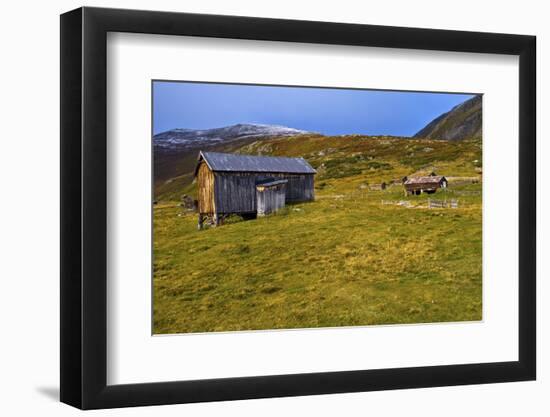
[194,151,316,227]
[404,175,447,195]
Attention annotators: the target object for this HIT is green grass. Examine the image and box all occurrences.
[153,135,482,333]
[153,179,482,334]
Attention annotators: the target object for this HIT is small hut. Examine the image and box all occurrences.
[256,179,287,216]
[404,176,447,195]
[194,151,316,228]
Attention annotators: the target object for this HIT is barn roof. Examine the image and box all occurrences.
[195,151,316,175]
[404,175,446,185]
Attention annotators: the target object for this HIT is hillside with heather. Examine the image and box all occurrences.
[154,132,482,201]
[414,95,482,140]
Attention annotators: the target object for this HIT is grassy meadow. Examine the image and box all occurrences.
[153,135,482,334]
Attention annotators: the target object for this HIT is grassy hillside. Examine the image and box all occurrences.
[414,95,482,140]
[153,134,482,334]
[155,134,482,201]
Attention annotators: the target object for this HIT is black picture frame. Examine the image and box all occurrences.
[60,6,536,410]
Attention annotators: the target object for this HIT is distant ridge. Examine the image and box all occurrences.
[414,95,482,141]
[154,123,311,150]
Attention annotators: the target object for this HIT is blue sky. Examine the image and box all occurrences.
[153,81,475,136]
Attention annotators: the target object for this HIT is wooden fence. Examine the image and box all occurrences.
[381,200,412,207]
[428,199,459,209]
[445,189,481,196]
[325,192,461,210]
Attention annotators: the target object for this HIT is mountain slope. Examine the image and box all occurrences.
[414,95,482,140]
[154,123,311,150]
[154,123,313,186]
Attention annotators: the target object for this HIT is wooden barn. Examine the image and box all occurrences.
[194,151,316,228]
[404,175,447,195]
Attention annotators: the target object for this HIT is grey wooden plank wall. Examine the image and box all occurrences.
[214,172,314,214]
[257,184,286,216]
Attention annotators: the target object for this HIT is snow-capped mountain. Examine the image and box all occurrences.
[154,123,311,150]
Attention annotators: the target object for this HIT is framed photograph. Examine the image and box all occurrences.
[60,7,536,409]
